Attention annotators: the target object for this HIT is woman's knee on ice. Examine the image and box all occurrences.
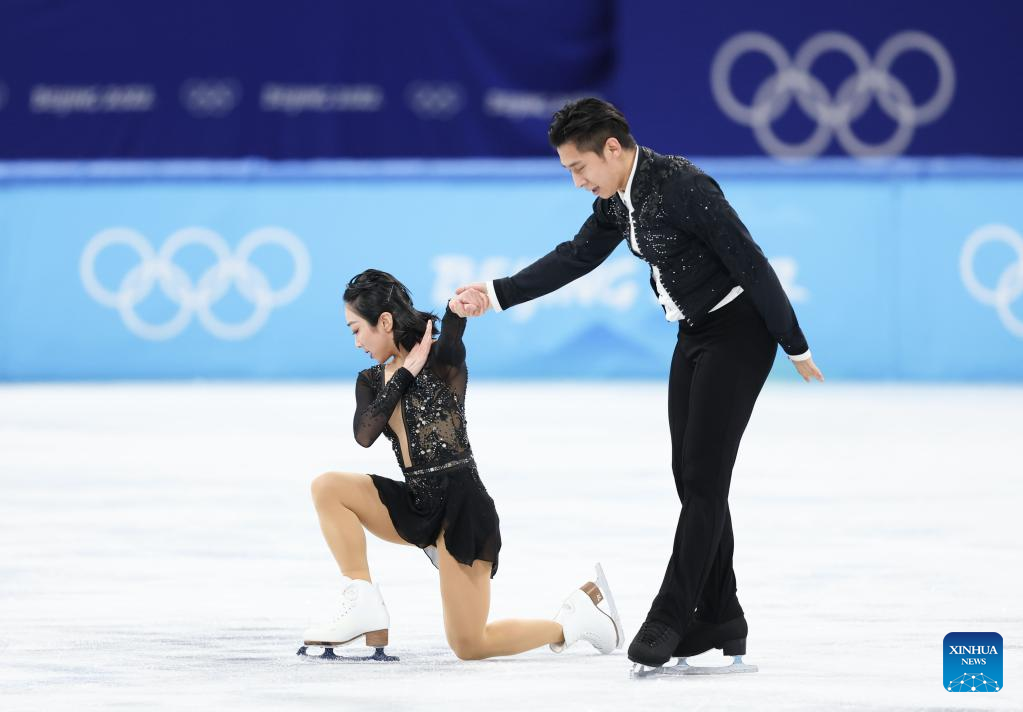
[447,632,487,661]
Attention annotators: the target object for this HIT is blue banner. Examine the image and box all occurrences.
[1,159,1021,381]
[0,1,1020,159]
[613,0,1023,159]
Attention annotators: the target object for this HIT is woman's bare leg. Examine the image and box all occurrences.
[436,532,564,660]
[310,471,408,582]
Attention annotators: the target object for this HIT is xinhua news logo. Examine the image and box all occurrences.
[944,632,1002,691]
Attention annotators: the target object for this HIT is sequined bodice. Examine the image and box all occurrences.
[352,305,473,474]
[374,363,471,472]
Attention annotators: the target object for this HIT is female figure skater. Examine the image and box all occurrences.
[300,269,622,661]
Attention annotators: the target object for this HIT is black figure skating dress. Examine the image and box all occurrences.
[354,306,501,577]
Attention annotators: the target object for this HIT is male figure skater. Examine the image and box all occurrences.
[455,98,824,672]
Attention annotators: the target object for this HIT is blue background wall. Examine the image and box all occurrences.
[0,1,1020,158]
[2,159,1021,381]
[2,1,1021,381]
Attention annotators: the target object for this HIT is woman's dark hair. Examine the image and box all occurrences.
[343,269,439,352]
[548,97,636,154]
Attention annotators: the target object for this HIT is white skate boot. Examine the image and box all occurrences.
[549,563,624,655]
[297,577,397,661]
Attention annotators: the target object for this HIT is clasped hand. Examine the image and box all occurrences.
[448,283,490,317]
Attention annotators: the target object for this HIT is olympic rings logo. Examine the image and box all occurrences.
[406,81,465,119]
[80,227,310,340]
[180,78,242,118]
[960,224,1023,338]
[710,31,955,158]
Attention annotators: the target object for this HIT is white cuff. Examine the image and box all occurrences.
[485,280,504,313]
[788,350,812,362]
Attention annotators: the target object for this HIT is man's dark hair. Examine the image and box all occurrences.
[548,98,636,154]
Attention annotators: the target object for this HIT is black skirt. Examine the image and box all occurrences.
[370,459,501,578]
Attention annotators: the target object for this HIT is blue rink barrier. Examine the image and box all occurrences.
[1,158,1021,381]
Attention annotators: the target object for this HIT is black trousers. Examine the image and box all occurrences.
[646,292,777,634]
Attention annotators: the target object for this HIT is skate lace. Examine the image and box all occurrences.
[636,620,672,647]
[331,587,360,621]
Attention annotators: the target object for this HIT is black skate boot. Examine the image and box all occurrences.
[673,614,748,658]
[631,615,758,678]
[627,620,680,668]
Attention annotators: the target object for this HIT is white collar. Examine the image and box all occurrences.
[617,148,640,209]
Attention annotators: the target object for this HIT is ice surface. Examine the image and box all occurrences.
[1,381,1020,710]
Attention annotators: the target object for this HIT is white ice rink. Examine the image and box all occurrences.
[1,381,1020,711]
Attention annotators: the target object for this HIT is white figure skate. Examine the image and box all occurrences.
[298,577,397,661]
[549,563,624,654]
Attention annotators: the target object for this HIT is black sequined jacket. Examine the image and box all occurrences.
[491,146,809,356]
[353,306,472,474]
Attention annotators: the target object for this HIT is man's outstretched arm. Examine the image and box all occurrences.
[454,198,623,317]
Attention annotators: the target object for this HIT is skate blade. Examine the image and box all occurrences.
[665,659,758,675]
[629,663,666,679]
[630,657,757,678]
[594,562,624,650]
[297,645,399,662]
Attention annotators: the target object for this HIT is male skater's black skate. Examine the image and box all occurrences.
[629,615,756,678]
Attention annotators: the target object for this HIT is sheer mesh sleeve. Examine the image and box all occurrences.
[429,305,468,399]
[353,367,414,448]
